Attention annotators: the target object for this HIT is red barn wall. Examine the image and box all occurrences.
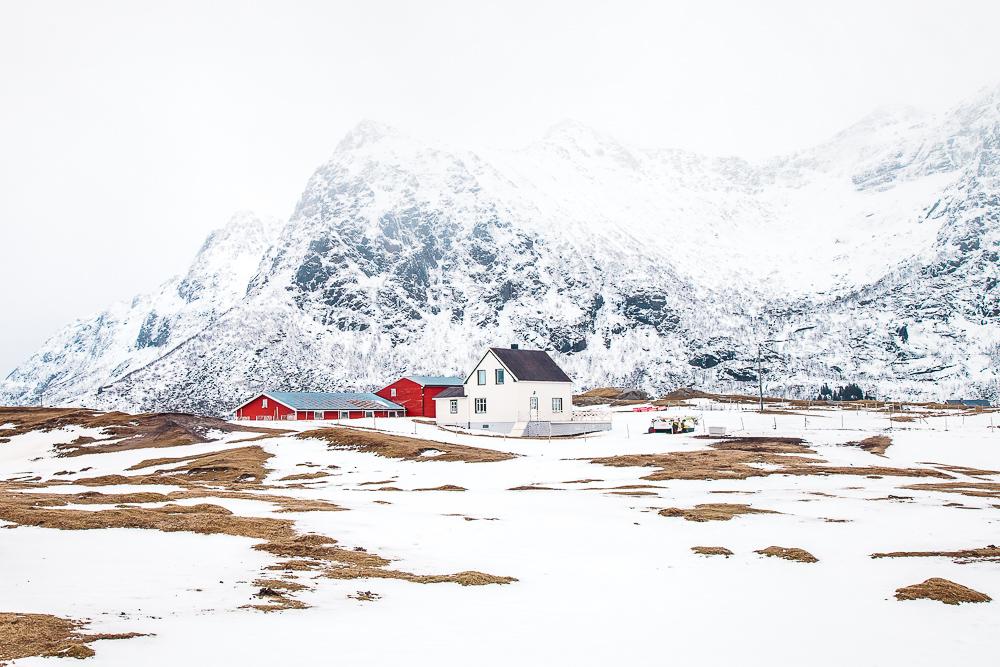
[422,385,453,418]
[376,378,423,416]
[236,395,294,421]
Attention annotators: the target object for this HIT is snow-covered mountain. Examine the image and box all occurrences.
[1,211,280,406]
[3,86,999,414]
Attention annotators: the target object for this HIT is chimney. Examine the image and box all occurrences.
[510,343,519,350]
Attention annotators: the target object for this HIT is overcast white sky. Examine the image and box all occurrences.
[2,0,999,375]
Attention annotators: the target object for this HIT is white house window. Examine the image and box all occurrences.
[477,370,487,385]
[339,411,349,419]
[262,398,268,408]
[315,411,324,419]
[390,388,397,397]
[495,369,505,384]
[365,410,374,418]
[552,398,563,413]
[450,399,458,414]
[529,396,538,410]
[475,398,487,414]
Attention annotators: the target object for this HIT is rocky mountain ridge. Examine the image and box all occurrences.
[3,86,998,414]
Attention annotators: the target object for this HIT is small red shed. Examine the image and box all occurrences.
[376,375,464,418]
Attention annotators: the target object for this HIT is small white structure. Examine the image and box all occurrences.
[434,346,610,437]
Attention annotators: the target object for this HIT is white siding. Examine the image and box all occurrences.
[458,350,572,424]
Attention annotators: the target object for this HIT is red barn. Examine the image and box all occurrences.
[233,391,405,421]
[376,376,464,418]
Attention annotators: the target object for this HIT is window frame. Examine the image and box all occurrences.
[477,369,487,385]
[495,369,505,385]
[475,397,487,414]
[339,411,349,419]
[450,399,458,414]
[314,411,325,420]
[364,410,375,418]
[529,396,538,410]
[552,397,563,413]
[390,387,397,397]
[262,398,268,408]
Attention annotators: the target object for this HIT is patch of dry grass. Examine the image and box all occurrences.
[414,485,467,492]
[0,612,141,664]
[350,590,382,602]
[591,437,949,482]
[277,472,331,482]
[894,578,991,605]
[508,485,563,491]
[297,427,515,463]
[691,546,733,557]
[0,406,282,454]
[871,546,1000,564]
[919,464,1000,479]
[844,435,892,456]
[755,546,818,563]
[659,503,778,522]
[902,482,1000,500]
[253,578,308,592]
[325,567,516,586]
[126,445,272,485]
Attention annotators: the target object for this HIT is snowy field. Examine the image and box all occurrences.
[2,401,999,665]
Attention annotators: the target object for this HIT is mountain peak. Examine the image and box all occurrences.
[335,119,401,153]
[542,119,611,144]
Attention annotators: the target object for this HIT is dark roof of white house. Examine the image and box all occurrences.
[405,375,464,387]
[488,347,572,383]
[250,391,403,411]
[434,386,466,399]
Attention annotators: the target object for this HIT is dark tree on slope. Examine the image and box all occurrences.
[817,383,874,401]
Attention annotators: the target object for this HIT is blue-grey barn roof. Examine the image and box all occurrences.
[405,375,463,387]
[263,391,403,411]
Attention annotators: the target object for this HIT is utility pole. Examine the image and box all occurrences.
[757,341,765,413]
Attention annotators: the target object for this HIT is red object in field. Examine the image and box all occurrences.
[632,406,657,412]
[376,376,463,418]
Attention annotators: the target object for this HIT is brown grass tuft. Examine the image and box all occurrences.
[894,578,991,605]
[691,546,733,557]
[297,426,515,463]
[659,503,778,522]
[755,546,818,563]
[903,482,1000,500]
[0,612,142,664]
[277,472,331,482]
[414,484,467,492]
[845,435,892,456]
[871,546,1000,564]
[508,485,562,491]
[325,567,517,586]
[253,578,308,592]
[350,590,382,602]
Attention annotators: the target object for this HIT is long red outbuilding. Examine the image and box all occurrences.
[233,391,405,421]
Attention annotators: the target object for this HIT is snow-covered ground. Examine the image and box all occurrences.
[2,402,999,665]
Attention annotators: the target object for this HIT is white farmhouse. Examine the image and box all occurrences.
[433,346,610,437]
